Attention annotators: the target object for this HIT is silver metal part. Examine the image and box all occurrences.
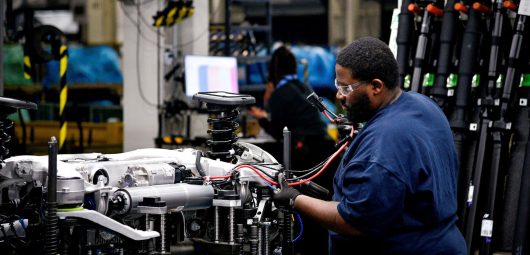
[160,214,167,254]
[113,184,214,215]
[258,225,263,255]
[263,222,271,255]
[119,163,175,188]
[56,178,85,206]
[0,219,28,239]
[212,199,242,207]
[57,209,159,241]
[214,206,220,243]
[229,207,235,244]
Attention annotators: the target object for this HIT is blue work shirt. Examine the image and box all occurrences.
[330,91,466,255]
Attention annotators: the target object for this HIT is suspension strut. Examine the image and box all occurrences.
[0,97,37,164]
[192,92,255,162]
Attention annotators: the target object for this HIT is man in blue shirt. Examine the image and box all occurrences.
[273,37,466,254]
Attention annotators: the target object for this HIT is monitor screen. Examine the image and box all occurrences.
[184,55,238,97]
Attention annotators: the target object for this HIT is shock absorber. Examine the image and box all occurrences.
[0,97,37,163]
[192,92,255,162]
[206,104,240,161]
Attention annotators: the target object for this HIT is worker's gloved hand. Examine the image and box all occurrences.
[272,173,301,209]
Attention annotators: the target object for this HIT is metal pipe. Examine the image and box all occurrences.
[45,137,58,255]
[214,206,220,243]
[283,127,291,177]
[160,214,166,253]
[228,207,234,244]
[113,184,214,215]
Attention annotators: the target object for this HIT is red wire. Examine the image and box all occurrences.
[323,111,335,122]
[287,140,349,186]
[213,126,355,187]
[205,175,231,180]
[235,165,278,185]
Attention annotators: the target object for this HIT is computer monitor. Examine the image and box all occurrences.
[184,55,239,97]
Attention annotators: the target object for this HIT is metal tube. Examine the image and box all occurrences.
[145,214,150,230]
[228,207,234,244]
[214,207,220,243]
[258,225,262,255]
[264,223,270,255]
[160,214,166,253]
[283,127,291,177]
[45,137,58,255]
[114,184,214,215]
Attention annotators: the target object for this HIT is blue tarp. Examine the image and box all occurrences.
[291,45,336,89]
[44,45,123,88]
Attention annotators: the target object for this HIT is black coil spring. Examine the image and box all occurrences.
[0,118,13,161]
[206,107,240,161]
[45,201,59,255]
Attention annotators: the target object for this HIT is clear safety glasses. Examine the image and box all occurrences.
[334,79,365,96]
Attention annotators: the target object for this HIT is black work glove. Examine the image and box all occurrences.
[272,173,301,209]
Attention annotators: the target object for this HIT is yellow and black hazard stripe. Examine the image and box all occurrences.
[23,55,32,80]
[153,0,195,27]
[58,45,68,150]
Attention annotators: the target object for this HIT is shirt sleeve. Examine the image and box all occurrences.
[337,161,406,237]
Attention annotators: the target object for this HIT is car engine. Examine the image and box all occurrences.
[0,92,345,255]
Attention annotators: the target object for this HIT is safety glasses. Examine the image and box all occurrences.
[334,79,365,96]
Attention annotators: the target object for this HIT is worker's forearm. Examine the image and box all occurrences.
[293,195,362,236]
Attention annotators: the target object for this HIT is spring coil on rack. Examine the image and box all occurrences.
[0,117,13,161]
[206,105,240,162]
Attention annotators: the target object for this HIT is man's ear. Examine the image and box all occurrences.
[371,79,384,95]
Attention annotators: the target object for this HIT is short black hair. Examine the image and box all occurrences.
[268,46,297,86]
[336,37,398,89]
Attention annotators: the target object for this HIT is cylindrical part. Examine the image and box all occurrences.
[145,214,150,230]
[46,136,58,255]
[282,211,293,255]
[258,225,262,255]
[236,224,245,254]
[229,207,235,244]
[48,137,58,203]
[283,127,291,177]
[160,214,166,253]
[113,184,214,216]
[250,225,259,255]
[264,224,270,255]
[214,206,220,243]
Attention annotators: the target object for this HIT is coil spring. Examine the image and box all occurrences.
[0,118,13,161]
[206,106,240,162]
[45,201,59,255]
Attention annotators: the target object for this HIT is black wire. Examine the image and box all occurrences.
[287,161,327,181]
[120,1,220,50]
[120,1,161,46]
[240,157,329,183]
[284,156,331,173]
[135,1,157,107]
[136,2,159,32]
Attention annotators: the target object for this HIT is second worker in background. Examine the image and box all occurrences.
[248,45,336,255]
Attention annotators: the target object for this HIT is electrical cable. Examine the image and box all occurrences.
[287,139,349,186]
[234,136,349,186]
[323,111,335,122]
[135,0,157,107]
[293,213,303,243]
[120,1,163,47]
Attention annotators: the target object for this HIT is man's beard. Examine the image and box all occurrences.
[345,92,375,124]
